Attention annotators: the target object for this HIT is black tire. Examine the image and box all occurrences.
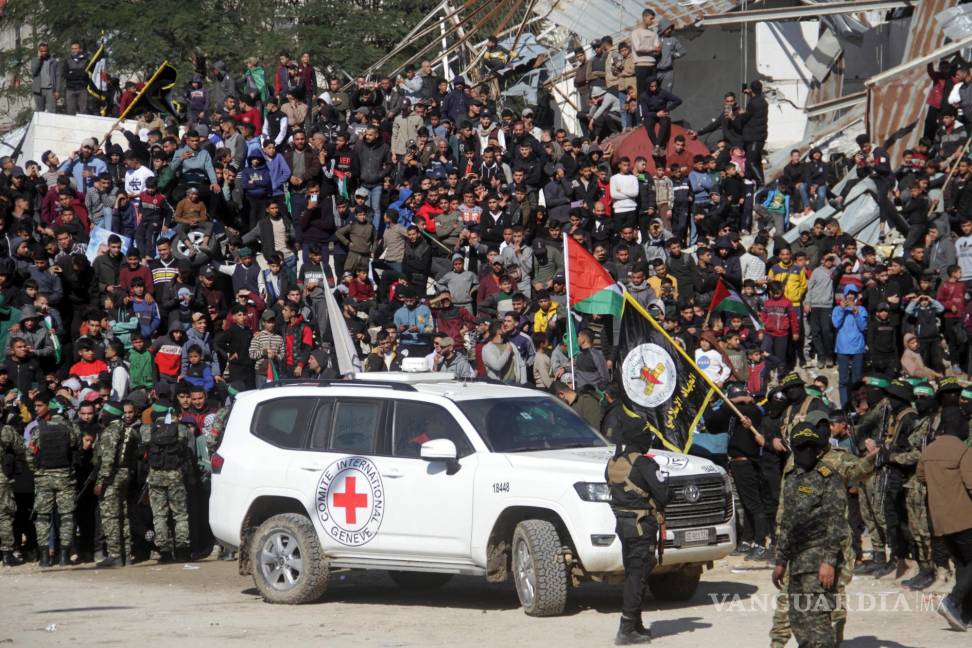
[647,566,702,602]
[511,519,568,616]
[388,571,453,590]
[251,513,329,604]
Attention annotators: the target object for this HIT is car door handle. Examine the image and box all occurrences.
[381,469,404,478]
[299,465,325,472]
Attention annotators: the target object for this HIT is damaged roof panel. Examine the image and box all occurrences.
[866,0,954,164]
[536,0,739,42]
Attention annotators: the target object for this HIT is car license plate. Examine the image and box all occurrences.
[680,528,714,546]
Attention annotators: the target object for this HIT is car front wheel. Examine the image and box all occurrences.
[511,519,568,616]
[251,513,329,604]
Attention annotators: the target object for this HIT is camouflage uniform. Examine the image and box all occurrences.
[96,419,140,559]
[28,415,81,551]
[892,410,937,567]
[776,462,849,648]
[141,420,191,556]
[771,446,875,647]
[855,398,890,560]
[0,424,26,553]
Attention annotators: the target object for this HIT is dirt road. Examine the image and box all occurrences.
[0,554,965,647]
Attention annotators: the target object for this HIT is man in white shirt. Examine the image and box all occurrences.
[955,217,972,280]
[740,239,768,284]
[123,150,155,197]
[610,156,640,231]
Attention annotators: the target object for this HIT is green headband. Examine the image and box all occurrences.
[227,385,241,397]
[102,403,123,417]
[913,386,934,398]
[48,399,64,412]
[151,403,170,413]
[865,377,890,388]
[961,389,972,400]
[903,377,927,387]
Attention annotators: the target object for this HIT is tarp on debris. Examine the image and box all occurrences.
[783,172,882,246]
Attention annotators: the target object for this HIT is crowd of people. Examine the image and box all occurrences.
[3,9,972,636]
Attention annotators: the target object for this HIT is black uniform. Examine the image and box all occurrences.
[605,442,671,628]
[708,402,767,547]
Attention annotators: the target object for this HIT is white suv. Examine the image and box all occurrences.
[209,374,736,615]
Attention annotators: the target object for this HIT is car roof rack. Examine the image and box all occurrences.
[259,378,418,392]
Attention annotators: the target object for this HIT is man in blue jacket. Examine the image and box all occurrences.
[831,284,868,406]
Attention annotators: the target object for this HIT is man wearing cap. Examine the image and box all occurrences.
[432,336,475,379]
[249,309,283,387]
[603,399,670,644]
[775,372,828,451]
[871,379,920,579]
[582,87,622,141]
[892,379,958,589]
[93,401,140,567]
[770,409,878,647]
[141,403,192,563]
[852,375,893,575]
[63,137,108,196]
[27,393,82,567]
[772,419,850,648]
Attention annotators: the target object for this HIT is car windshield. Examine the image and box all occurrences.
[457,396,607,453]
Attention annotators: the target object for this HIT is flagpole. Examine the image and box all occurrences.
[99,60,169,149]
[562,232,576,387]
[623,289,765,447]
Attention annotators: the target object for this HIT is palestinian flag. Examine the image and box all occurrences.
[708,278,763,331]
[617,290,717,453]
[564,235,622,316]
[125,61,185,121]
[266,358,279,383]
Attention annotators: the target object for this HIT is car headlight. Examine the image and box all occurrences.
[574,482,612,502]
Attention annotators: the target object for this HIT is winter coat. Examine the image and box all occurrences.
[831,303,867,355]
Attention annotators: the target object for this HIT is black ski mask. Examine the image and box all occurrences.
[914,397,936,417]
[784,385,806,404]
[793,445,824,472]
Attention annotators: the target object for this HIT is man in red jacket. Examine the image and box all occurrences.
[431,290,474,342]
[937,264,966,372]
[119,248,154,295]
[760,280,799,372]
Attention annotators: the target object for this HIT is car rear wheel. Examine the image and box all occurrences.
[511,519,568,616]
[251,513,329,604]
[647,565,702,601]
[388,571,453,590]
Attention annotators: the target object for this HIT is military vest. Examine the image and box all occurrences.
[606,452,657,514]
[883,407,916,449]
[37,421,71,469]
[149,422,183,471]
[781,397,815,441]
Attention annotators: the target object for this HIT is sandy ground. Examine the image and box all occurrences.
[0,551,966,648]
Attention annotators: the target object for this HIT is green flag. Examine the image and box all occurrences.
[563,315,580,358]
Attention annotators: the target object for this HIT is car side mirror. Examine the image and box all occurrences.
[420,439,460,474]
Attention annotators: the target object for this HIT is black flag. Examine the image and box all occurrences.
[616,291,716,453]
[125,62,185,121]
